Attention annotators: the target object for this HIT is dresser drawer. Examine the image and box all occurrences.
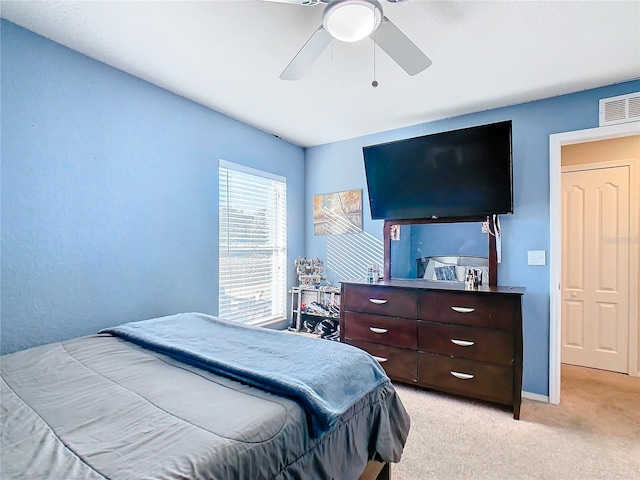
[342,284,416,318]
[418,321,514,365]
[347,340,417,383]
[418,352,513,405]
[417,291,520,329]
[344,313,417,349]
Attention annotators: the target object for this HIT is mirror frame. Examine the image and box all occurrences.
[383,216,497,286]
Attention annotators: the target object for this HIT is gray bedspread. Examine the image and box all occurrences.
[1,328,410,479]
[102,313,390,437]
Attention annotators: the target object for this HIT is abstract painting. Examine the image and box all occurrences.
[313,189,363,236]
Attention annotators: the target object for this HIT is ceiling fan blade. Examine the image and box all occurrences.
[261,0,322,5]
[280,25,332,80]
[372,17,432,76]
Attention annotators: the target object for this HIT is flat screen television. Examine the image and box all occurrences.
[363,120,513,220]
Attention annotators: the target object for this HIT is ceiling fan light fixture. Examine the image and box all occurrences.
[323,0,382,43]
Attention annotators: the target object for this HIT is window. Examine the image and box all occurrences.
[219,160,287,324]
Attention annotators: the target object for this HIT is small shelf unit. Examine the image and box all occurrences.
[289,286,341,333]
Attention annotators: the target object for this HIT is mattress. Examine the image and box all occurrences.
[1,317,410,480]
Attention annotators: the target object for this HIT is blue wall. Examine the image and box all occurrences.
[305,79,640,396]
[0,20,305,354]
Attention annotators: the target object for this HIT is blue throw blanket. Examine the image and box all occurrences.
[101,313,389,437]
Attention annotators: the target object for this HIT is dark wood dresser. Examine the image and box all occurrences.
[340,279,525,419]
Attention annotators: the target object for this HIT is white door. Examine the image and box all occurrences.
[561,165,630,373]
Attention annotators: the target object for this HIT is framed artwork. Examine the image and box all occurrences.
[313,189,363,236]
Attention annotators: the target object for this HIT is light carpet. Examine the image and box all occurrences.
[390,366,639,480]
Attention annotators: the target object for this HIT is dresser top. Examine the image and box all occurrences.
[340,279,526,295]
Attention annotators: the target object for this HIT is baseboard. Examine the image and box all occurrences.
[262,319,290,330]
[522,391,549,403]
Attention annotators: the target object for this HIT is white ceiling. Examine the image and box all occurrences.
[2,0,639,147]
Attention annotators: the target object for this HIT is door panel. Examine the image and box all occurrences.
[561,166,629,373]
[597,182,623,292]
[564,185,585,290]
[596,302,618,352]
[564,300,585,348]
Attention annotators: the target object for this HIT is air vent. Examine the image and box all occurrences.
[599,92,640,126]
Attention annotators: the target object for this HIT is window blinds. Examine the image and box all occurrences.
[219,160,287,324]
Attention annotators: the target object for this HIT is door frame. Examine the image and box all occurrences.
[549,121,640,405]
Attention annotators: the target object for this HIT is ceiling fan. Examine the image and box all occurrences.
[265,0,432,80]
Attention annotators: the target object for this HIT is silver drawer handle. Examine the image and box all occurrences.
[369,327,388,334]
[369,299,388,305]
[451,339,475,347]
[372,356,388,363]
[451,306,475,313]
[450,371,475,380]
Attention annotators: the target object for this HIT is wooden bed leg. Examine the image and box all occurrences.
[376,462,391,480]
[359,461,390,480]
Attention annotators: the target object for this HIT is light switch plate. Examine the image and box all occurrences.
[528,250,546,266]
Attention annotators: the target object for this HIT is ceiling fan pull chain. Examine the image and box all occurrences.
[372,30,378,88]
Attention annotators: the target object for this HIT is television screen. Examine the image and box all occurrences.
[363,121,513,220]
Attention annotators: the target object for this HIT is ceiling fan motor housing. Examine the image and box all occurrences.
[322,0,383,43]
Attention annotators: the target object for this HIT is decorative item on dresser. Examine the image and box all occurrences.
[340,279,525,419]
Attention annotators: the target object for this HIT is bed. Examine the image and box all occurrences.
[1,312,410,480]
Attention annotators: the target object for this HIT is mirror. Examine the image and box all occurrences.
[384,216,497,286]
